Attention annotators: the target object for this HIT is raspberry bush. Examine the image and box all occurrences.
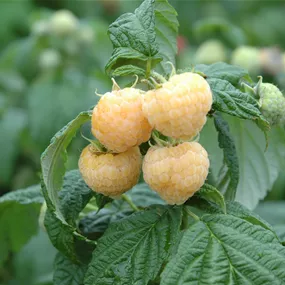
[2,0,285,284]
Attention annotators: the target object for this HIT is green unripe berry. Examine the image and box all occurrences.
[49,10,78,36]
[195,39,227,64]
[231,46,261,75]
[258,82,285,126]
[39,49,61,70]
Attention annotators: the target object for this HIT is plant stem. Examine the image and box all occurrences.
[122,194,139,211]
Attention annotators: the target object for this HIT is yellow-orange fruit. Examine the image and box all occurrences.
[92,88,152,153]
[79,145,142,198]
[143,72,212,139]
[143,142,209,205]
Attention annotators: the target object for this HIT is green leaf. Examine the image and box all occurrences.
[199,201,276,234]
[194,62,248,85]
[154,0,178,74]
[59,170,93,226]
[255,201,285,241]
[28,71,100,147]
[0,108,27,185]
[11,229,57,285]
[200,117,285,210]
[0,185,43,265]
[227,118,285,210]
[214,113,239,201]
[79,204,133,240]
[106,0,162,76]
[161,212,285,285]
[43,170,95,262]
[53,252,87,285]
[84,205,183,285]
[44,208,77,262]
[111,65,146,77]
[208,78,267,123]
[196,183,226,214]
[41,111,91,220]
[128,182,165,207]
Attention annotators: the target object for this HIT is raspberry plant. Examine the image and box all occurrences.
[3,0,285,284]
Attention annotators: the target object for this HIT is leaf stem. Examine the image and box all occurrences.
[146,59,152,79]
[122,194,139,212]
[184,207,200,221]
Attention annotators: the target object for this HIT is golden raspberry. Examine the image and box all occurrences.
[143,72,212,139]
[143,142,209,205]
[92,88,152,153]
[78,145,142,198]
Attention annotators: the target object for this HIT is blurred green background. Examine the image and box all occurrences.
[0,0,285,284]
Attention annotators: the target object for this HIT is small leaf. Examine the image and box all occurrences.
[154,0,179,74]
[214,113,239,201]
[194,62,248,85]
[209,78,267,123]
[84,205,183,285]
[111,65,146,77]
[106,0,162,76]
[53,252,87,285]
[197,183,226,214]
[227,118,285,210]
[161,211,285,285]
[41,111,91,221]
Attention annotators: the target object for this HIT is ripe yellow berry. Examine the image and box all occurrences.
[92,88,152,153]
[143,142,209,205]
[143,72,212,139]
[79,145,142,198]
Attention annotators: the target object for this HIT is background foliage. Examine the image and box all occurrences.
[1,0,285,284]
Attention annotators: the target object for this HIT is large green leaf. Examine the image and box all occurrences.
[0,108,27,185]
[201,117,285,210]
[0,185,43,265]
[53,252,87,285]
[10,229,57,285]
[161,211,285,285]
[228,118,285,209]
[41,111,91,220]
[106,0,162,76]
[214,113,239,201]
[154,0,178,74]
[84,205,183,285]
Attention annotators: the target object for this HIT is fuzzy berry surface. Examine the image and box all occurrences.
[78,145,142,198]
[259,83,285,125]
[143,72,212,139]
[143,142,209,205]
[92,88,152,153]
